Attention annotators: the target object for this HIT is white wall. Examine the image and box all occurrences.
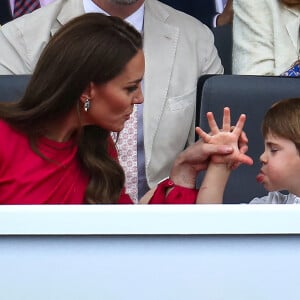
[0,205,299,300]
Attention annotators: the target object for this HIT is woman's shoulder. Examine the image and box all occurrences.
[0,119,13,135]
[0,119,20,136]
[0,119,27,149]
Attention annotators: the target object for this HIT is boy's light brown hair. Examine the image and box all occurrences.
[262,98,300,153]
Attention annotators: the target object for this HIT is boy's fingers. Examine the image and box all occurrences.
[238,153,253,166]
[195,127,211,143]
[233,114,246,135]
[222,107,231,132]
[207,112,220,134]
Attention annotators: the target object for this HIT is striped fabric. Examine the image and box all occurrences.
[14,0,41,18]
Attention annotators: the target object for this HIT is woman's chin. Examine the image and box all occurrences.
[113,124,125,132]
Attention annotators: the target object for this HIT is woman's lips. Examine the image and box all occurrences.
[124,111,133,120]
[256,172,265,183]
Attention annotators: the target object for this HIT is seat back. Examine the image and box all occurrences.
[212,24,232,74]
[0,75,31,102]
[158,0,216,27]
[197,75,300,203]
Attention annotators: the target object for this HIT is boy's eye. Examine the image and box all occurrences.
[270,147,278,153]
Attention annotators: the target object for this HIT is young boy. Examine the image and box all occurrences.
[197,98,300,204]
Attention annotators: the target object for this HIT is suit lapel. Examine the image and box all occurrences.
[143,0,179,164]
[50,0,85,37]
[282,6,300,51]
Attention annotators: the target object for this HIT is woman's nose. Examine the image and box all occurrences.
[133,88,144,104]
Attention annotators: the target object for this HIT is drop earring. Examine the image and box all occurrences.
[84,98,91,112]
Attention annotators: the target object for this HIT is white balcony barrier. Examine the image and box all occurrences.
[0,205,299,300]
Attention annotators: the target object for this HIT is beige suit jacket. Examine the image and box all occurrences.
[0,0,223,187]
[233,0,300,75]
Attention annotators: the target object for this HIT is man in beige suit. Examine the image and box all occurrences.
[0,0,223,201]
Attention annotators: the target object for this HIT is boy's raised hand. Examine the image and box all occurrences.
[196,107,253,166]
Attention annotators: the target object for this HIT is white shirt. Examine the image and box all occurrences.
[250,192,300,204]
[83,0,144,33]
[213,0,227,27]
[215,0,227,13]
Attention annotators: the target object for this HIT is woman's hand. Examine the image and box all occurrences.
[170,138,235,189]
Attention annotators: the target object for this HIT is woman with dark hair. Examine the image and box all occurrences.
[0,13,145,204]
[233,0,300,75]
[0,13,247,204]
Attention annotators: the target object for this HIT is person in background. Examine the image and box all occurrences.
[196,99,300,204]
[214,0,233,27]
[233,0,300,76]
[0,0,223,203]
[0,12,239,205]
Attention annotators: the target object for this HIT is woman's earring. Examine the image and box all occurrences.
[84,98,91,112]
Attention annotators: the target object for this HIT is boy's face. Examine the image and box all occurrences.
[256,133,300,195]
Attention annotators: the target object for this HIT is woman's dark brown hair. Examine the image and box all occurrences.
[281,0,300,8]
[0,13,143,203]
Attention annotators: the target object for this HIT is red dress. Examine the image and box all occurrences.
[0,120,197,204]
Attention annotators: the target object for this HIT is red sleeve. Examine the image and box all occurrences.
[149,178,198,204]
[118,188,134,204]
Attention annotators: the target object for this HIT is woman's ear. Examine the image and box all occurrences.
[79,82,95,105]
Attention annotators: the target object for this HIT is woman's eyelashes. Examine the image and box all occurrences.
[125,85,138,93]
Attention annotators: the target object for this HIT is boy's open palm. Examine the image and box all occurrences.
[196,107,253,166]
